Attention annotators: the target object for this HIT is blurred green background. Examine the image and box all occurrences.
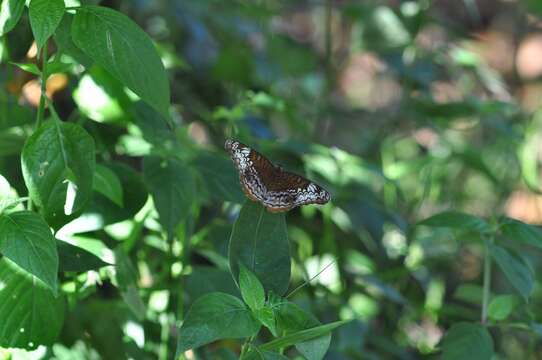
[2,0,542,358]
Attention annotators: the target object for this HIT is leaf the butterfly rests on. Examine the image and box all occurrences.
[225,139,330,212]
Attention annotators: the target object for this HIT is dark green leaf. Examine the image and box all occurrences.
[0,211,58,293]
[0,258,65,349]
[229,201,290,296]
[488,294,519,321]
[10,62,41,75]
[0,130,26,156]
[143,156,195,236]
[176,292,260,354]
[418,211,490,233]
[489,244,534,301]
[132,101,175,145]
[72,5,170,117]
[193,151,246,204]
[114,248,146,320]
[185,266,240,303]
[87,162,147,225]
[441,322,494,360]
[0,95,34,131]
[53,14,93,68]
[93,164,123,207]
[239,263,265,311]
[274,301,330,360]
[243,348,289,360]
[0,0,25,36]
[21,119,95,229]
[29,0,65,53]
[57,239,110,272]
[260,320,348,352]
[500,217,542,249]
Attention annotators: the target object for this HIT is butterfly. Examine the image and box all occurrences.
[225,139,330,212]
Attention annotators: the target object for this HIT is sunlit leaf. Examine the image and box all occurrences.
[29,0,65,53]
[0,0,25,36]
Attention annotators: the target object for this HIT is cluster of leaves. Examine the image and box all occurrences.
[2,0,542,359]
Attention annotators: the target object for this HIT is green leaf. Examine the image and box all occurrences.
[21,119,96,229]
[488,294,519,321]
[93,164,123,207]
[87,162,147,225]
[260,320,348,351]
[239,263,265,311]
[193,151,246,204]
[114,248,146,320]
[57,239,110,272]
[185,266,240,303]
[176,292,260,355]
[441,322,494,360]
[418,211,490,233]
[45,60,73,77]
[71,5,170,117]
[243,348,289,360]
[10,62,41,75]
[0,95,34,131]
[500,217,542,249]
[229,201,290,296]
[274,301,330,360]
[143,156,195,236]
[0,211,58,293]
[0,258,65,350]
[255,306,277,336]
[53,14,93,68]
[29,0,65,53]
[132,101,175,146]
[0,0,25,36]
[489,244,534,301]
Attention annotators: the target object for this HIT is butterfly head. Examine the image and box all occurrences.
[224,139,240,153]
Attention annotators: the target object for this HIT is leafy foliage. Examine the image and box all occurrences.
[2,0,542,358]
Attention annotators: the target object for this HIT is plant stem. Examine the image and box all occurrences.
[28,42,49,212]
[36,42,48,130]
[481,237,492,324]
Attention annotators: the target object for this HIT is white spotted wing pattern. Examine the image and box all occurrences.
[225,139,330,212]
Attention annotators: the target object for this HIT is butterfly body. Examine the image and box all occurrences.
[225,139,330,212]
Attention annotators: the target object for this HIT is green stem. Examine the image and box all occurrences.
[36,43,48,129]
[28,42,49,212]
[481,238,492,324]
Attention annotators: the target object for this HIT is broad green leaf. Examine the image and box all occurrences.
[229,201,290,296]
[44,60,73,77]
[10,62,41,75]
[176,292,260,355]
[0,95,34,131]
[260,320,348,351]
[441,322,494,360]
[143,156,195,236]
[239,263,265,311]
[21,119,95,229]
[53,14,93,68]
[132,101,175,146]
[185,266,240,303]
[418,211,490,233]
[243,348,289,360]
[0,258,65,350]
[489,244,534,301]
[500,217,542,249]
[0,211,58,293]
[93,164,123,207]
[57,239,110,272]
[488,294,519,321]
[274,301,330,360]
[0,0,25,36]
[29,0,65,53]
[87,162,147,225]
[72,5,170,117]
[193,151,246,204]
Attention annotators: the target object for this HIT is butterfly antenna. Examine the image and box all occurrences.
[286,260,336,299]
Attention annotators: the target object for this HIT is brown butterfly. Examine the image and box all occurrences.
[225,139,330,212]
